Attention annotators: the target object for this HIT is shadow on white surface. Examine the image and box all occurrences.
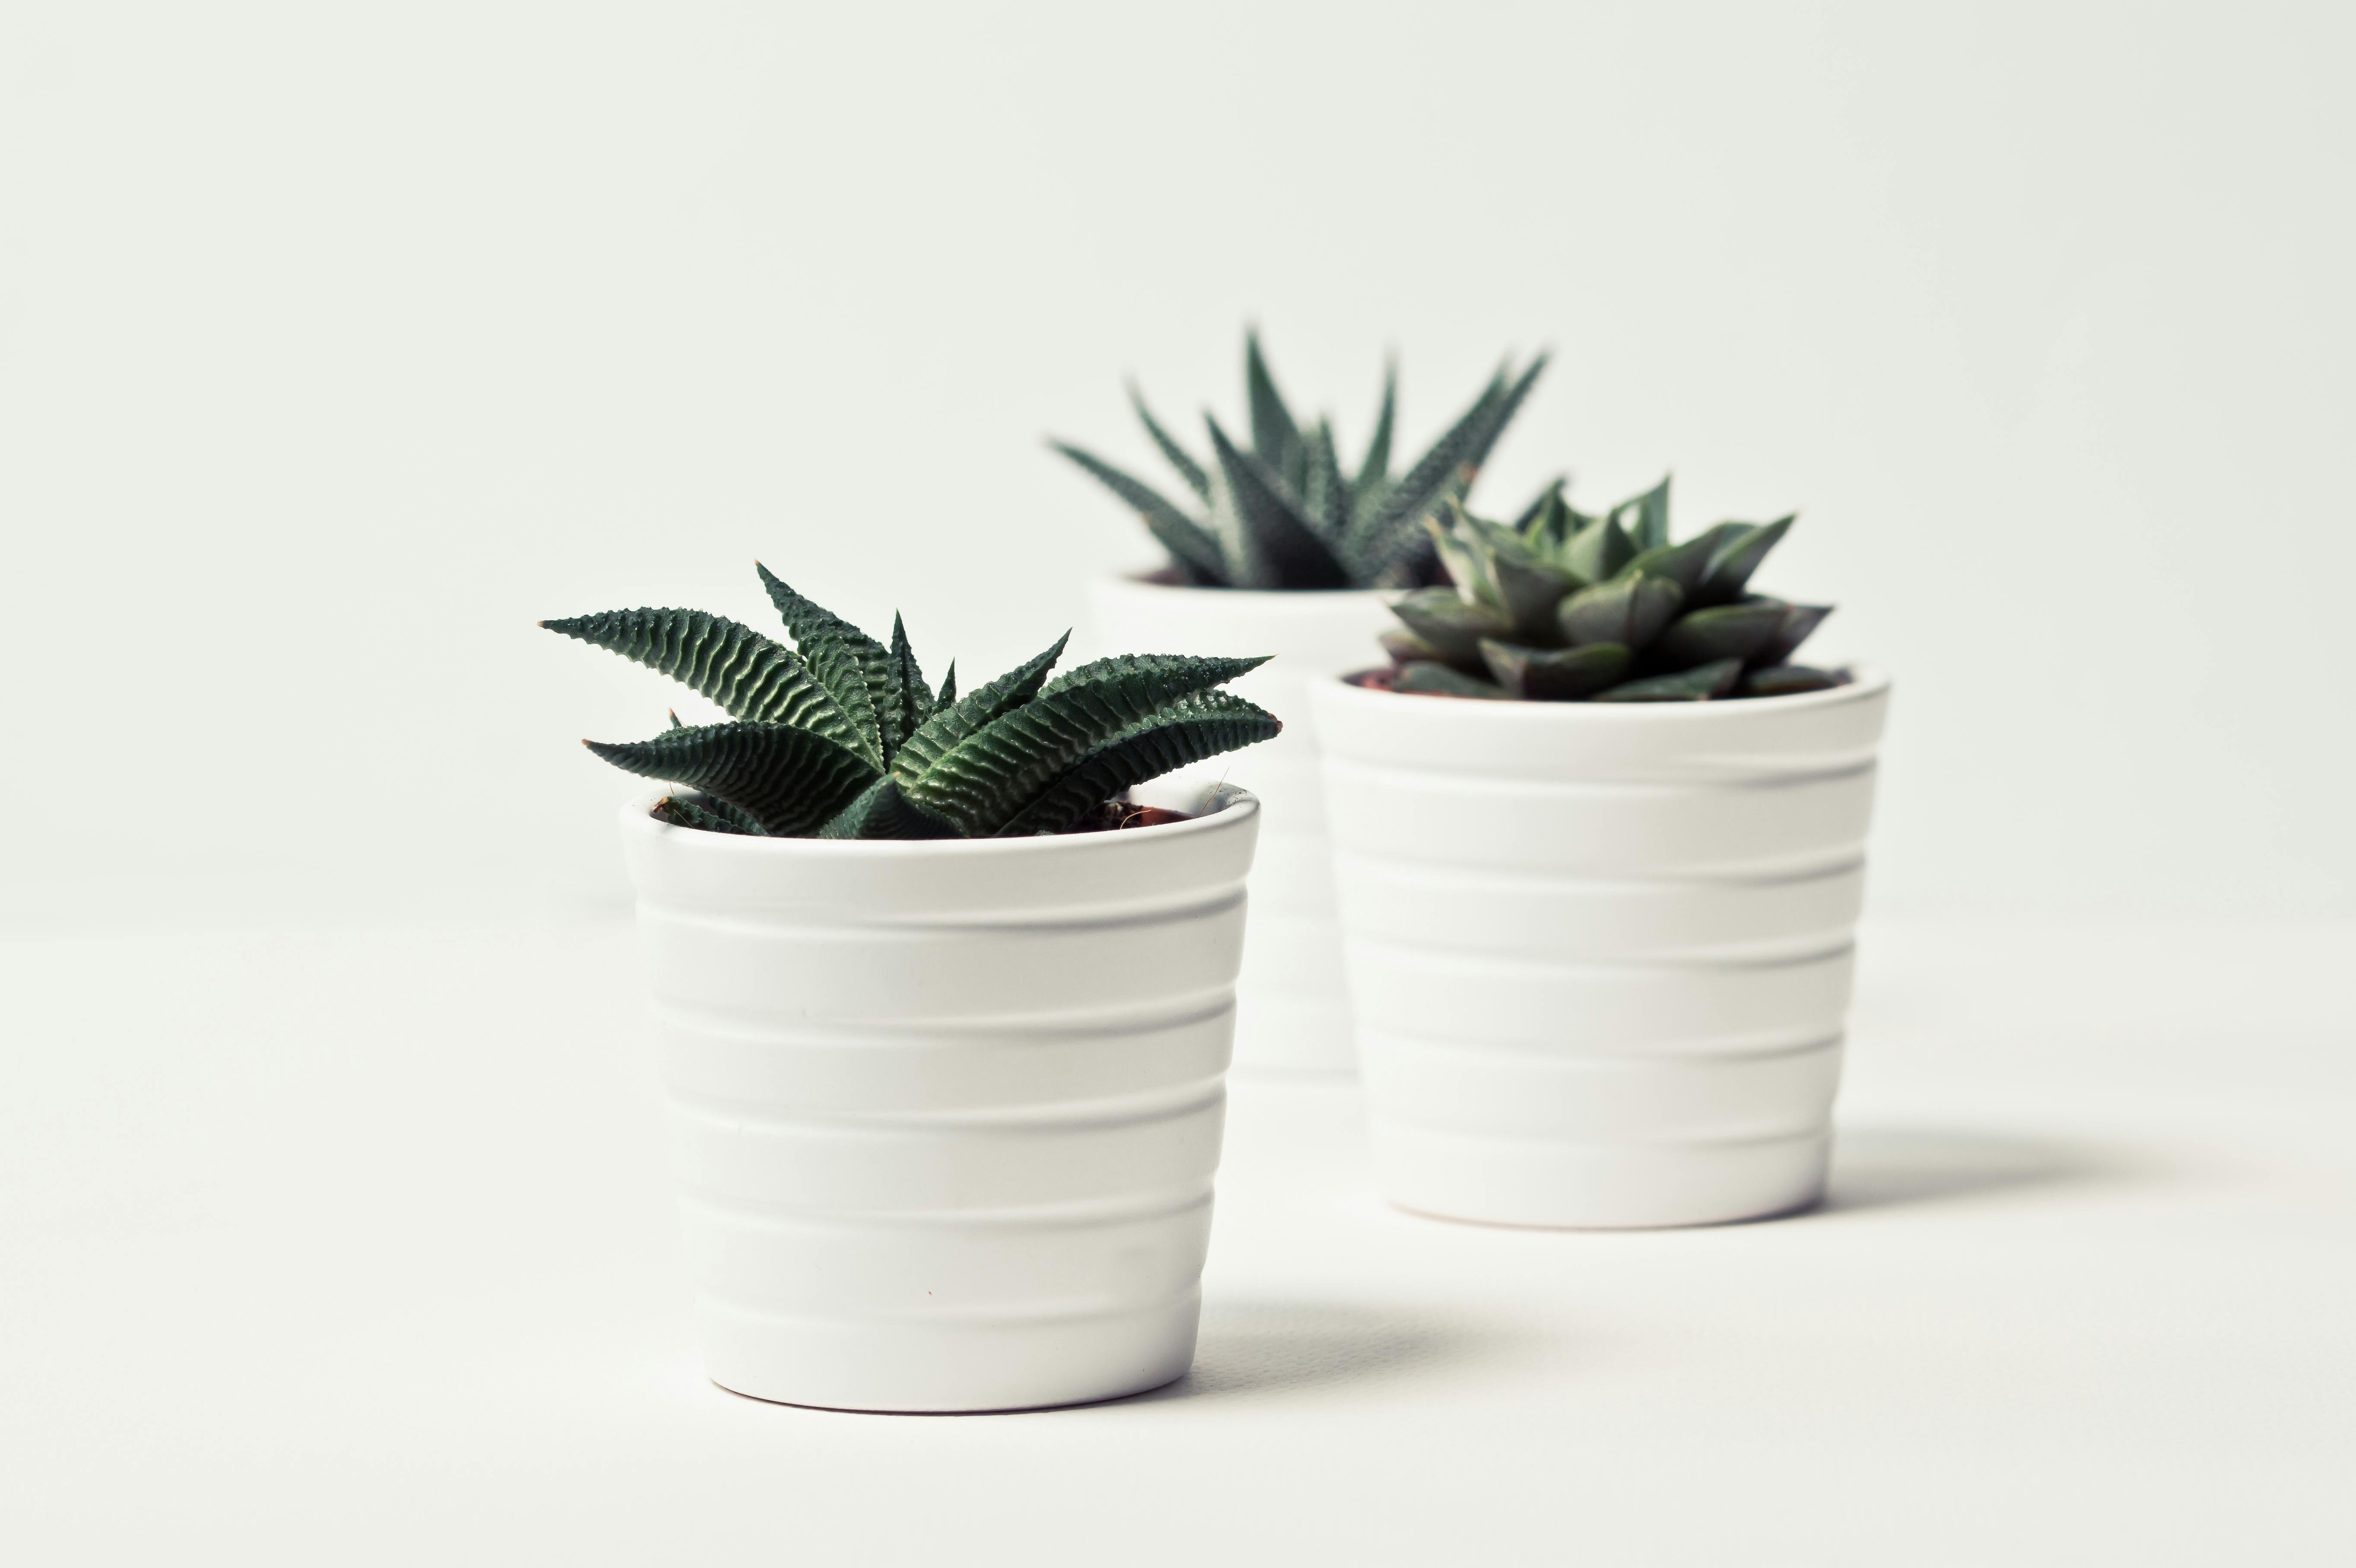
[1820,1123,2141,1215]
[1130,1301,1517,1405]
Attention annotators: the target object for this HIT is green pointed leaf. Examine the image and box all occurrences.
[817,775,963,840]
[654,791,768,835]
[1425,509,1498,608]
[1390,661,1510,699]
[1301,420,1348,540]
[1694,515,1794,607]
[1344,354,1546,586]
[1610,475,1672,552]
[1592,658,1744,703]
[1615,522,1740,598]
[1389,586,1514,673]
[1379,626,1442,664]
[1129,384,1210,502]
[995,690,1281,837]
[1478,639,1633,700]
[665,708,684,729]
[1050,441,1230,586]
[1649,600,1789,670]
[1510,478,1569,539]
[1244,330,1302,477]
[900,653,1270,835]
[1558,575,1684,651]
[935,660,957,709]
[1205,416,1349,589]
[586,722,879,836]
[1758,602,1834,666]
[1737,664,1846,699]
[1561,512,1636,586]
[755,565,889,769]
[1352,357,1397,500]
[540,608,860,749]
[881,612,935,766]
[896,633,1068,781]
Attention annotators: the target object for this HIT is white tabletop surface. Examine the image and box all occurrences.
[5,917,2352,1565]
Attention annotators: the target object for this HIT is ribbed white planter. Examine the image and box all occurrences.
[1086,575,1395,1075]
[1310,672,1891,1228]
[618,782,1260,1412]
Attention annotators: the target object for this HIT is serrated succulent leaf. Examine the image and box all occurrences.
[816,775,962,840]
[1758,603,1834,666]
[935,660,957,709]
[994,690,1281,837]
[1244,330,1303,477]
[1302,421,1348,540]
[1389,586,1515,673]
[540,608,859,746]
[1343,354,1545,585]
[1353,357,1397,502]
[1206,417,1349,589]
[1737,664,1846,698]
[1649,600,1789,670]
[1050,441,1230,585]
[1558,574,1685,651]
[899,653,1269,834]
[755,564,890,769]
[882,612,934,765]
[1561,512,1635,585]
[1129,385,1210,502]
[1592,658,1744,703]
[1390,662,1510,699]
[586,722,879,836]
[1695,516,1794,607]
[1478,639,1634,700]
[896,633,1069,781]
[655,791,769,835]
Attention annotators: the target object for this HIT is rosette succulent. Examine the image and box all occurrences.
[1379,478,1842,702]
[545,564,1280,837]
[1052,331,1545,590]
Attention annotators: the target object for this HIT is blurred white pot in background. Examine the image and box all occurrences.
[619,781,1259,1411]
[1086,574,1394,1075]
[1311,672,1892,1228]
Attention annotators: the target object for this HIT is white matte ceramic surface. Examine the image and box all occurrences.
[1311,672,1891,1228]
[1087,575,1395,1075]
[619,781,1260,1411]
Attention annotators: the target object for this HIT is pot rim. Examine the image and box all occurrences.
[1315,664,1891,718]
[618,783,1259,858]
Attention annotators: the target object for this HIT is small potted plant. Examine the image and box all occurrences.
[545,563,1279,1411]
[1308,481,1891,1228]
[1053,332,1543,1073]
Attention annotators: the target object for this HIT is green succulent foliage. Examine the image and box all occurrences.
[1052,331,1546,590]
[546,567,1281,838]
[1381,479,1843,703]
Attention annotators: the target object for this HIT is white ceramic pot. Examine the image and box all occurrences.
[1310,672,1892,1228]
[618,781,1260,1412]
[1086,574,1395,1075]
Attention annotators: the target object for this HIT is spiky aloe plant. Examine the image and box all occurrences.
[1051,332,1545,590]
[545,564,1281,838]
[1378,478,1843,702]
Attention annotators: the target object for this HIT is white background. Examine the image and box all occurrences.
[4,7,2354,1564]
[4,0,2352,929]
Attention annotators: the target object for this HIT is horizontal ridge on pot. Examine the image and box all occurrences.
[1310,672,1891,1229]
[621,783,1260,1411]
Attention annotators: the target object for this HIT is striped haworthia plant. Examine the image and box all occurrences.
[546,564,1281,838]
[1052,331,1545,591]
